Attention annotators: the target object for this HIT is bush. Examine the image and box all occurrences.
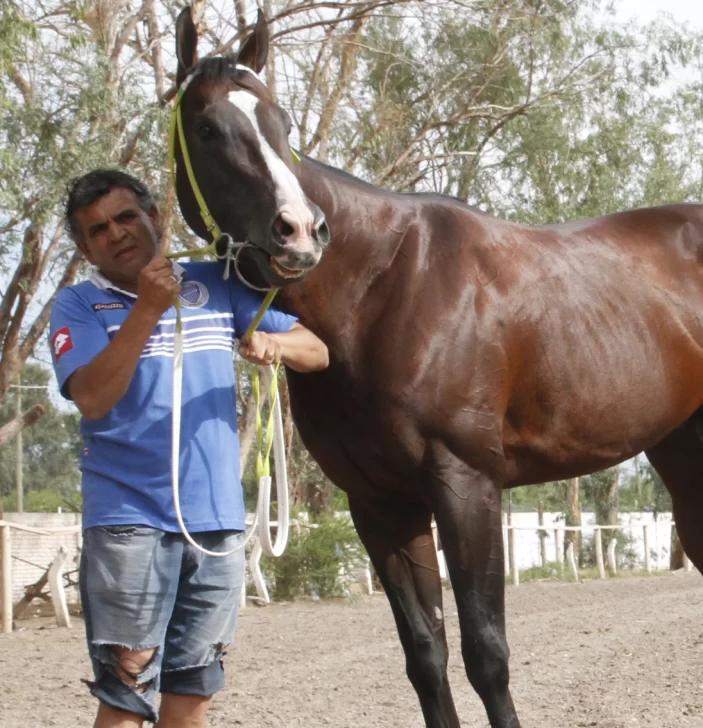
[2,488,82,513]
[261,511,366,601]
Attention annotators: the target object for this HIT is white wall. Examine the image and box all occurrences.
[4,512,82,604]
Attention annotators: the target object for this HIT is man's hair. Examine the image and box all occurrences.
[65,169,158,243]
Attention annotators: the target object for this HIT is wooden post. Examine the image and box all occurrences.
[684,554,693,572]
[502,513,510,577]
[555,528,564,570]
[1,525,12,633]
[538,501,548,569]
[566,541,579,582]
[566,477,582,565]
[607,538,618,575]
[594,528,606,579]
[643,524,652,573]
[509,526,519,586]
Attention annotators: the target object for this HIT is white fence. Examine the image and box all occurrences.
[500,511,694,586]
[1,510,697,633]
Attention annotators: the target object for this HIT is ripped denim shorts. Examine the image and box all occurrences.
[80,525,245,723]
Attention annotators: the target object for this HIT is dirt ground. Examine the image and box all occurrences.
[1,572,702,728]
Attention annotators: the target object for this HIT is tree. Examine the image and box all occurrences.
[3,0,703,513]
[0,363,81,509]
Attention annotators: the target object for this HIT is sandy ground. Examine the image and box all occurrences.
[1,572,702,728]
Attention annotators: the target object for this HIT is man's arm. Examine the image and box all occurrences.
[68,258,180,420]
[239,323,328,372]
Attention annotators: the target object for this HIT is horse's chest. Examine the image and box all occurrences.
[289,372,425,496]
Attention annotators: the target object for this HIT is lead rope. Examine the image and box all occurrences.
[167,70,294,558]
[169,290,288,557]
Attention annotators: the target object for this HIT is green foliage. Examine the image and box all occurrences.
[3,487,81,513]
[0,364,81,507]
[619,456,672,515]
[261,512,366,601]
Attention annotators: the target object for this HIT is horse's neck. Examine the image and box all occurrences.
[281,158,413,351]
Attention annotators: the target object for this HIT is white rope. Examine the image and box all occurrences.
[171,327,290,557]
[256,366,289,557]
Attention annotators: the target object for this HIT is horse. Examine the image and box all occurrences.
[171,8,703,728]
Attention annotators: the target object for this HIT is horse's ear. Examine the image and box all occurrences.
[236,9,269,74]
[176,6,198,87]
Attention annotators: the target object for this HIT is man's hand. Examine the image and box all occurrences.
[239,331,283,366]
[239,323,328,373]
[136,257,181,316]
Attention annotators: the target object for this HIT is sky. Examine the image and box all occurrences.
[616,0,703,28]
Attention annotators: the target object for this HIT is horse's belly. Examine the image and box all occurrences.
[503,345,703,485]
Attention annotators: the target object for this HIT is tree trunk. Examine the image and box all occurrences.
[670,527,685,570]
[565,477,582,565]
[604,470,619,526]
[237,390,257,478]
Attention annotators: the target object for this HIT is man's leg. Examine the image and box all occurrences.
[95,702,145,728]
[157,695,211,728]
[80,526,182,725]
[159,530,246,724]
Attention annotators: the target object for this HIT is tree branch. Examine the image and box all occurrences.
[0,406,45,449]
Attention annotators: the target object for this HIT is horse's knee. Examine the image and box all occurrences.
[461,628,510,695]
[405,632,448,696]
[111,646,157,691]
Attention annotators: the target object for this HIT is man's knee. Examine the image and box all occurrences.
[111,646,157,691]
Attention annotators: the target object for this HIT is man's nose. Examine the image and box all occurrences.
[106,218,124,242]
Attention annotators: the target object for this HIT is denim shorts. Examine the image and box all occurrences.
[80,525,245,722]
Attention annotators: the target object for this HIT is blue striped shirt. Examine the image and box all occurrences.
[49,261,297,532]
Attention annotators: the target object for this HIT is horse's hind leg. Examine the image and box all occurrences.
[646,415,703,569]
[429,443,520,728]
[348,495,460,728]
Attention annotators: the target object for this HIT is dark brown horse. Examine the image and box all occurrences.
[172,8,703,728]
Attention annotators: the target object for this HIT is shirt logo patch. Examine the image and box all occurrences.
[178,281,209,309]
[51,326,73,361]
[92,302,126,311]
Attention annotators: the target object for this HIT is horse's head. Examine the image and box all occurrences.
[173,7,329,287]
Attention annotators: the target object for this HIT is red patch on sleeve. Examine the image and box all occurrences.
[51,326,73,361]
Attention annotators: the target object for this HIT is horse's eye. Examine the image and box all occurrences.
[196,123,216,141]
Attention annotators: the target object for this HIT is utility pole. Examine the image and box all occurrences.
[16,379,23,513]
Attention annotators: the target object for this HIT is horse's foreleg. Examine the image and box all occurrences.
[348,496,460,728]
[430,444,521,728]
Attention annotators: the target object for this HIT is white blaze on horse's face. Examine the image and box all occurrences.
[227,87,318,265]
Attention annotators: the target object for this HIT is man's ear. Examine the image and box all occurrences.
[76,239,94,264]
[147,205,162,240]
[176,6,198,87]
[236,9,269,74]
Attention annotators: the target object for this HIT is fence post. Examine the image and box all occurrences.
[684,553,693,572]
[509,526,519,586]
[555,528,564,570]
[502,513,510,577]
[607,538,618,575]
[566,541,579,582]
[643,524,652,573]
[1,525,11,633]
[594,527,606,579]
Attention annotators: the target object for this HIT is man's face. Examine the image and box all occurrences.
[74,187,161,290]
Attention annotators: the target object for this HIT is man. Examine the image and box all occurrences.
[49,169,328,728]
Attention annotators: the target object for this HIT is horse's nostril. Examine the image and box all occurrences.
[273,215,295,238]
[316,220,330,245]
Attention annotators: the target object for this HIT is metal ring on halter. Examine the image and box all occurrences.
[233,243,274,292]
